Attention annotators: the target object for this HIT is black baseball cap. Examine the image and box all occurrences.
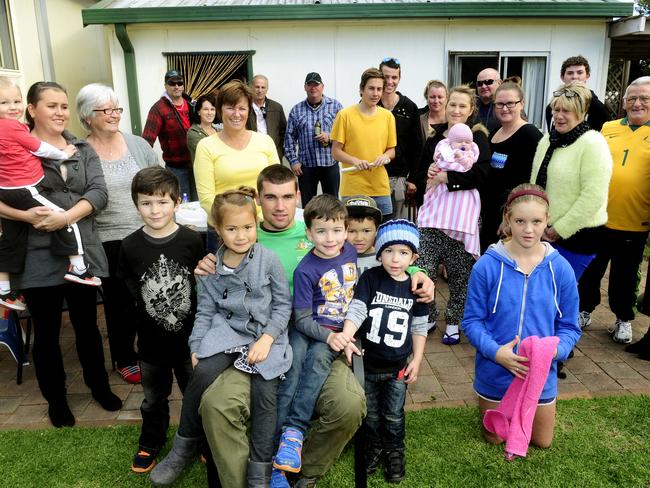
[304,72,323,85]
[343,195,382,223]
[165,69,184,83]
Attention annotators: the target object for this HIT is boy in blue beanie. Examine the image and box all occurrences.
[342,219,429,483]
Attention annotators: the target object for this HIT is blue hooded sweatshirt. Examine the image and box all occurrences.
[462,241,581,400]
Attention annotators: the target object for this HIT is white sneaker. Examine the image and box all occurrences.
[578,311,592,330]
[607,319,618,334]
[612,319,633,344]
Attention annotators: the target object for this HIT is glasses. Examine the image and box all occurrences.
[476,79,496,88]
[553,88,578,98]
[166,81,184,87]
[624,95,650,104]
[382,57,400,65]
[260,106,267,119]
[494,100,521,110]
[93,108,124,115]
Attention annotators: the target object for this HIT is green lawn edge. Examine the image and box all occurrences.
[2,395,649,487]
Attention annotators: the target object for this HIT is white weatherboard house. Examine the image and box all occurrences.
[82,0,635,135]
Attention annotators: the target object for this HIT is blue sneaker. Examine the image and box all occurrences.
[270,465,291,488]
[273,427,304,473]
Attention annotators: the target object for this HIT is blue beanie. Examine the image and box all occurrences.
[375,219,420,257]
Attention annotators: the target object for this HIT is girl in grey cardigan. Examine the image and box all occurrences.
[151,187,292,488]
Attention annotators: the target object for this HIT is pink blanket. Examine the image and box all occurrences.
[483,335,559,459]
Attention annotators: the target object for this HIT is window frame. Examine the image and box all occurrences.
[0,0,18,71]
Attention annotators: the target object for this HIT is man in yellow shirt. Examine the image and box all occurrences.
[578,76,650,352]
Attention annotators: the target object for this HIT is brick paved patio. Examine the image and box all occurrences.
[1,267,648,430]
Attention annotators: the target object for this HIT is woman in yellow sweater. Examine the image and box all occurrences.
[194,80,279,251]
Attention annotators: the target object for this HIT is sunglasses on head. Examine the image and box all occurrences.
[476,79,496,88]
[382,57,400,66]
[553,88,578,98]
[167,81,184,87]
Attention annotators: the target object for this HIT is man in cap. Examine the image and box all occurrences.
[284,72,343,207]
[143,69,196,199]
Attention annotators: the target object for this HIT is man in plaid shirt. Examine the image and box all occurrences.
[142,70,196,199]
[284,72,343,208]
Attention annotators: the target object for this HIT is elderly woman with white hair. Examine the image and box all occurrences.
[76,83,160,385]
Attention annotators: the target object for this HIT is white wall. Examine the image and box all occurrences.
[110,18,610,133]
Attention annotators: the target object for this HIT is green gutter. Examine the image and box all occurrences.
[114,23,142,135]
[82,2,634,26]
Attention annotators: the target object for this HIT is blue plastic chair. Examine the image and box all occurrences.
[0,308,29,384]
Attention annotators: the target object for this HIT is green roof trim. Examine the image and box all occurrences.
[82,2,634,26]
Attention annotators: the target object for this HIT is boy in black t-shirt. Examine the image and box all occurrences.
[343,219,428,483]
[118,167,204,474]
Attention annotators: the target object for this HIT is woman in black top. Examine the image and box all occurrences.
[480,80,543,252]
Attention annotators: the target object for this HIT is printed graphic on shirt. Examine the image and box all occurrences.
[317,262,356,320]
[140,254,192,332]
[365,290,415,348]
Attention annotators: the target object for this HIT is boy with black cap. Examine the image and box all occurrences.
[344,195,383,274]
[342,219,428,483]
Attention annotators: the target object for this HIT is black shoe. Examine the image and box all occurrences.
[92,389,122,411]
[384,450,405,483]
[366,448,383,475]
[557,361,567,380]
[625,334,649,354]
[48,400,75,428]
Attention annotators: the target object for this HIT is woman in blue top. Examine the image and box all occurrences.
[463,183,581,448]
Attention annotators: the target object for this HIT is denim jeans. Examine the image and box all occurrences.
[166,165,198,201]
[364,370,407,451]
[139,359,193,453]
[277,327,340,434]
[554,244,596,281]
[298,164,340,208]
[371,195,393,219]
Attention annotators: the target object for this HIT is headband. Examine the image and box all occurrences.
[506,188,549,206]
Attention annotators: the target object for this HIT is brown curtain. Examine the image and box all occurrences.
[166,52,249,99]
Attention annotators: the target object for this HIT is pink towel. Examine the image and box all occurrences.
[483,335,559,459]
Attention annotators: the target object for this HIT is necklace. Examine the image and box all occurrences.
[382,93,399,111]
[89,134,121,159]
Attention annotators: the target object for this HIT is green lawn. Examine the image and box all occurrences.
[1,396,649,488]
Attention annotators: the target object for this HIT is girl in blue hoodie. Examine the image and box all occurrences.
[463,183,580,448]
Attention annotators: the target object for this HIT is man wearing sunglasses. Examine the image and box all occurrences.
[544,55,610,132]
[143,69,197,199]
[378,57,421,220]
[475,67,502,132]
[249,74,287,161]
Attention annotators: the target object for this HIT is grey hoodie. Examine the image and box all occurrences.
[190,243,292,380]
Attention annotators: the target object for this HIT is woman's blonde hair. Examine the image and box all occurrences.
[447,85,477,120]
[495,77,525,104]
[550,81,592,121]
[423,80,448,100]
[211,186,258,228]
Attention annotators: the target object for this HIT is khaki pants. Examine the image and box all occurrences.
[200,356,366,486]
